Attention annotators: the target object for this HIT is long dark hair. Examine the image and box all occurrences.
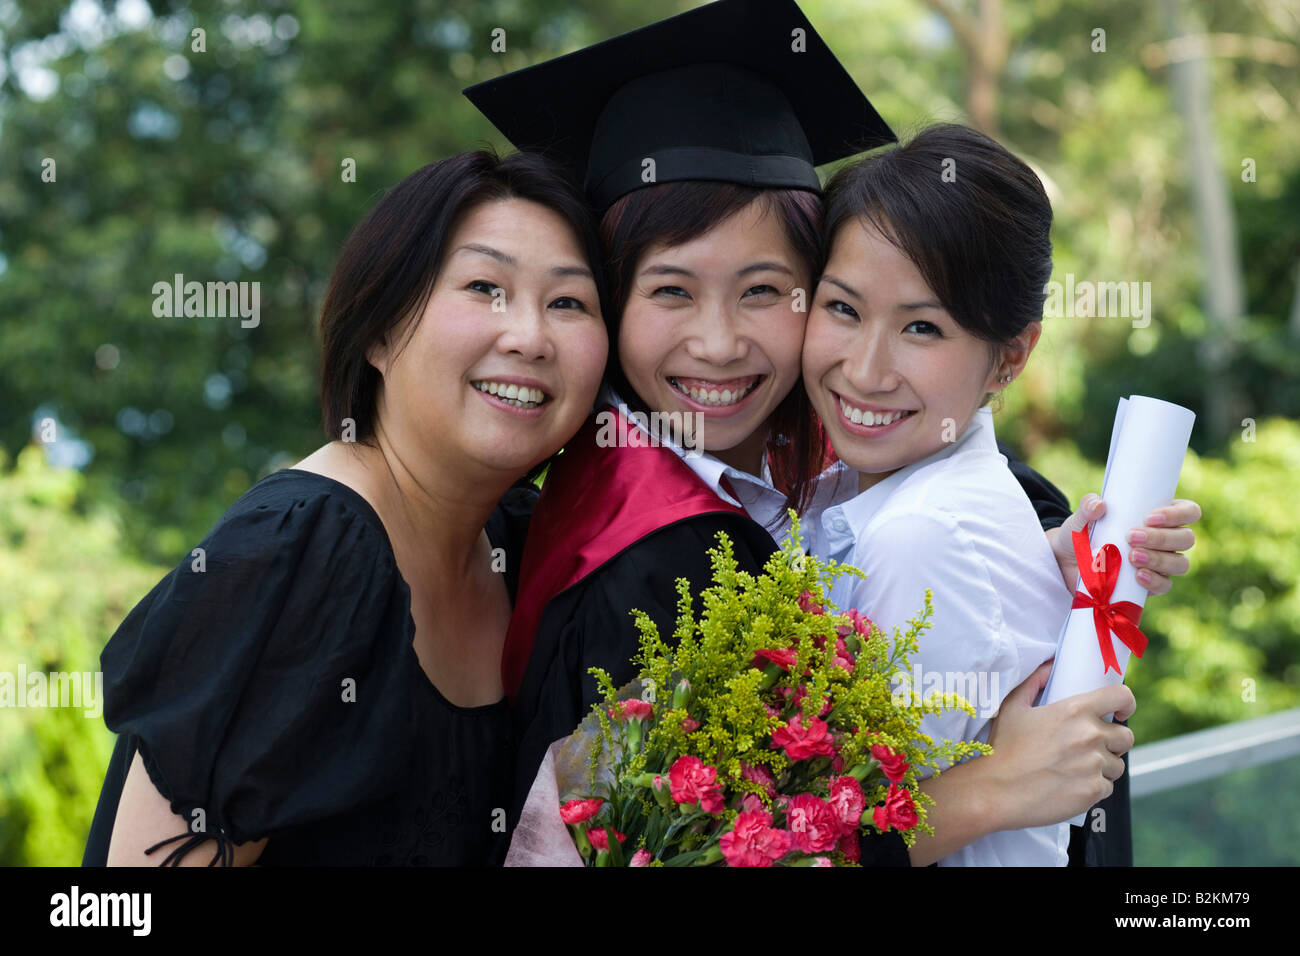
[598,181,830,521]
[318,148,609,450]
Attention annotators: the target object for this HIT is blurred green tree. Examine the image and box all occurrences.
[0,445,164,865]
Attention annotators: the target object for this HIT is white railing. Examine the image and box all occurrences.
[1129,706,1300,798]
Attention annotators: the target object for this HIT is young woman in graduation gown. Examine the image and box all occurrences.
[469,0,1200,866]
[81,150,611,866]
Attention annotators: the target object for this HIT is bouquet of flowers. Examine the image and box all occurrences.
[547,517,989,867]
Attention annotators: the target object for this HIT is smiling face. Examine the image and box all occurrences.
[369,196,608,477]
[616,197,810,466]
[803,217,1040,490]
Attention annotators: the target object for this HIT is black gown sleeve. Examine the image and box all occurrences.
[86,482,419,865]
[997,439,1073,531]
[1068,739,1133,866]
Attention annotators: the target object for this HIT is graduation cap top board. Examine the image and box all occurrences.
[463,0,895,210]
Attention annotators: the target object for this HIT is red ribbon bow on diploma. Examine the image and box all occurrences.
[1070,530,1148,675]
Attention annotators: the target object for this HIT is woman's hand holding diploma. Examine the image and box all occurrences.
[908,661,1135,866]
[1047,495,1201,596]
[983,661,1135,824]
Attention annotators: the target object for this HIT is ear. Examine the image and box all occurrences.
[366,335,391,377]
[987,321,1042,392]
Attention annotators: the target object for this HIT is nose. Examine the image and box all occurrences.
[843,323,899,395]
[683,305,749,366]
[497,297,555,362]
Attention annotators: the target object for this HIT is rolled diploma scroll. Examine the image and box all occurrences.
[1038,396,1195,825]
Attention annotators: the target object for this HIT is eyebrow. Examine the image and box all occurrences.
[818,274,860,299]
[639,261,795,279]
[551,264,596,280]
[819,274,945,312]
[738,261,795,277]
[455,243,516,267]
[454,243,594,280]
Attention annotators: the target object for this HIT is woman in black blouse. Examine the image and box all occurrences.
[82,149,610,866]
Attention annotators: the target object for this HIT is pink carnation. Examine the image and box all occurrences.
[770,712,836,761]
[719,811,792,867]
[752,647,798,671]
[559,798,602,825]
[870,744,911,783]
[798,590,826,615]
[668,755,726,814]
[740,762,777,797]
[827,777,866,836]
[837,833,860,863]
[629,849,652,867]
[587,826,626,852]
[831,637,854,672]
[782,684,832,716]
[872,783,919,832]
[836,608,875,638]
[681,716,700,733]
[814,633,855,671]
[610,699,653,721]
[786,793,840,854]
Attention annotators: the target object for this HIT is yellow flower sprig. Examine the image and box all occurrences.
[583,513,991,859]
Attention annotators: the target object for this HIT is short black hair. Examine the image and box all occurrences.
[318,148,608,444]
[823,123,1054,352]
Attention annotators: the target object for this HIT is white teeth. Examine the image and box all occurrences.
[473,381,546,407]
[840,398,911,427]
[672,378,759,407]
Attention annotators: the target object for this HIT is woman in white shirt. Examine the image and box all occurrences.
[802,123,1196,865]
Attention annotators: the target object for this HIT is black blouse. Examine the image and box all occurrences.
[82,469,534,867]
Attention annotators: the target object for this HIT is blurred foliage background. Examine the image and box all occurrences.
[0,0,1296,865]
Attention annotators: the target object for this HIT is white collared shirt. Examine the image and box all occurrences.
[819,406,1074,866]
[601,386,857,555]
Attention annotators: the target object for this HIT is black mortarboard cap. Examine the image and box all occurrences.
[464,0,894,209]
